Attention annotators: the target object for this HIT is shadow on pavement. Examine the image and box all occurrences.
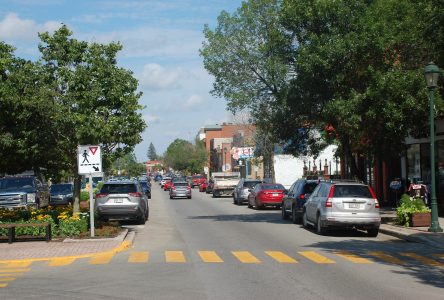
[189,212,287,224]
[303,239,444,289]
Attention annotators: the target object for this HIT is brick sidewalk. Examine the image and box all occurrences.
[0,240,122,260]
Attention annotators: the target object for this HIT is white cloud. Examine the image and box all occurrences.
[0,13,61,41]
[139,63,188,90]
[184,94,204,108]
[144,114,161,124]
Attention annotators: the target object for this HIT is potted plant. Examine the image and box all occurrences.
[396,194,431,227]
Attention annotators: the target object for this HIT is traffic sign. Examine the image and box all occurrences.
[78,145,102,175]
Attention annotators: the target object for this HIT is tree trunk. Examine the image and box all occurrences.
[342,135,364,182]
[73,174,82,213]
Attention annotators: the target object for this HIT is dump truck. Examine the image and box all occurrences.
[211,172,241,198]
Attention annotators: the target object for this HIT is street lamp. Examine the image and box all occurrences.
[223,147,227,172]
[424,62,443,232]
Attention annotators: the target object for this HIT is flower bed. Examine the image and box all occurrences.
[396,194,431,227]
[0,206,89,238]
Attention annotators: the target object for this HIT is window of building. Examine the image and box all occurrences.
[407,144,421,183]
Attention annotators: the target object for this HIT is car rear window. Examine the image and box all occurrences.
[303,182,318,194]
[101,184,137,194]
[174,183,188,187]
[243,181,261,188]
[333,185,372,198]
[262,184,285,190]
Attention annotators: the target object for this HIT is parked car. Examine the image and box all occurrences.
[191,175,206,188]
[282,179,319,223]
[0,175,50,208]
[139,181,151,199]
[247,183,286,209]
[302,181,381,236]
[199,181,208,192]
[95,181,149,224]
[50,183,74,206]
[163,179,172,191]
[169,181,192,199]
[206,179,214,194]
[233,179,263,205]
[154,174,162,182]
[160,177,171,188]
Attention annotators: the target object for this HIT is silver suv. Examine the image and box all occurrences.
[302,181,381,237]
[95,181,149,224]
[233,179,262,205]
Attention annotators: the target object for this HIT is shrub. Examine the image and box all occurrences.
[58,214,88,237]
[396,194,431,226]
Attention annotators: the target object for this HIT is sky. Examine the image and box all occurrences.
[0,0,243,161]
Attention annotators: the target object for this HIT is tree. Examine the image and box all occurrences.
[36,25,146,212]
[109,152,145,177]
[164,139,207,174]
[147,142,158,160]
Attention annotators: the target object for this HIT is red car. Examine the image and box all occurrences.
[191,175,206,188]
[163,179,172,191]
[199,181,208,192]
[248,183,286,209]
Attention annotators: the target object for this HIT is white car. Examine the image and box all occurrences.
[160,177,171,188]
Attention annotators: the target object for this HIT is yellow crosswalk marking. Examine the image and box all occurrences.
[0,274,23,277]
[369,251,405,265]
[334,251,373,264]
[0,283,8,288]
[89,253,115,265]
[128,252,150,263]
[401,253,444,267]
[298,251,335,264]
[48,258,77,267]
[0,269,31,273]
[265,251,298,263]
[3,262,32,268]
[198,251,224,263]
[165,251,186,263]
[232,251,261,263]
[0,278,16,282]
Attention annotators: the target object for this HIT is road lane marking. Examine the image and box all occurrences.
[0,274,24,277]
[165,251,186,263]
[298,251,335,264]
[0,278,16,282]
[232,251,261,263]
[400,253,444,267]
[89,253,115,265]
[265,251,298,263]
[128,252,149,263]
[3,262,32,268]
[48,257,77,267]
[334,251,373,264]
[0,283,8,288]
[368,251,405,265]
[198,251,224,263]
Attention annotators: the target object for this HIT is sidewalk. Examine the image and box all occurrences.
[0,230,134,261]
[379,208,444,249]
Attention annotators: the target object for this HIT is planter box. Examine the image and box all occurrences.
[410,212,431,227]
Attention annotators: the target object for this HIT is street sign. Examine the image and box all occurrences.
[204,166,209,174]
[231,147,254,159]
[78,145,102,175]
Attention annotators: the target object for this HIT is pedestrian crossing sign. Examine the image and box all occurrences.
[78,145,102,175]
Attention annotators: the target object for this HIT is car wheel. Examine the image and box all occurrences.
[281,205,289,220]
[254,198,263,210]
[137,214,146,225]
[233,195,236,204]
[316,214,327,235]
[187,196,191,199]
[302,211,309,228]
[169,195,173,199]
[367,227,379,237]
[247,199,253,209]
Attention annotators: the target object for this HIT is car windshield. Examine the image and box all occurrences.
[50,184,72,193]
[100,184,137,194]
[333,185,372,198]
[262,184,285,190]
[0,177,35,190]
[140,182,149,188]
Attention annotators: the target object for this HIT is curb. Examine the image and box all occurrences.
[0,229,135,263]
[63,228,129,243]
[379,225,444,250]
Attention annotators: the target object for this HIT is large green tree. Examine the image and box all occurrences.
[147,142,158,160]
[164,139,207,174]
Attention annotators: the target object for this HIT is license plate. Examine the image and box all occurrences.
[349,203,360,209]
[114,198,123,203]
[272,193,279,197]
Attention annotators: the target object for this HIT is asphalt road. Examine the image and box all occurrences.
[2,183,444,300]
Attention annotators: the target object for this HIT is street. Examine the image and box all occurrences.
[1,184,443,300]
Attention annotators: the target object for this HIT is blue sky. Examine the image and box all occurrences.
[0,0,243,161]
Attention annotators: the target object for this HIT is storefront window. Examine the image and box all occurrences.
[420,143,431,184]
[407,144,420,183]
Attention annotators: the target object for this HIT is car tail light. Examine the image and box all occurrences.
[171,186,176,190]
[95,193,108,199]
[299,194,305,199]
[187,186,191,190]
[368,186,380,208]
[325,186,335,207]
[129,192,142,197]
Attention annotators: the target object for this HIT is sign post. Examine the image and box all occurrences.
[78,145,102,238]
